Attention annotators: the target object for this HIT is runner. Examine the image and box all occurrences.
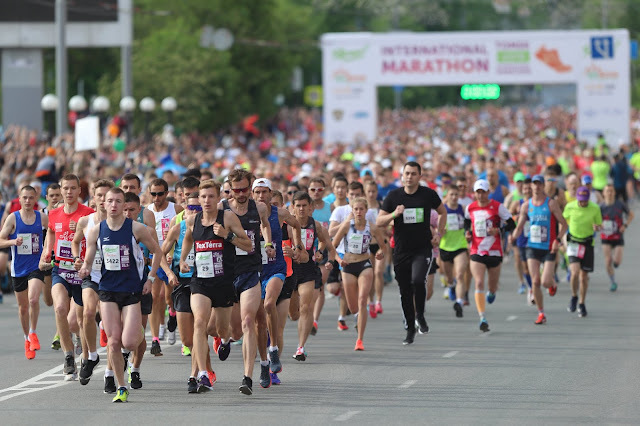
[0,185,47,359]
[79,187,161,402]
[562,186,602,317]
[41,174,94,380]
[377,161,446,344]
[326,176,349,330]
[464,179,515,332]
[511,175,568,324]
[309,177,331,336]
[364,180,386,317]
[332,197,386,350]
[509,178,534,304]
[41,183,61,349]
[599,184,633,292]
[179,180,251,393]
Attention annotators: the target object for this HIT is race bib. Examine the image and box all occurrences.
[523,221,531,237]
[102,244,131,271]
[236,229,256,256]
[57,240,73,259]
[529,225,547,244]
[446,213,460,231]
[402,208,424,224]
[301,229,315,251]
[58,260,82,285]
[347,233,364,254]
[474,220,487,238]
[17,233,39,255]
[567,242,586,259]
[157,218,171,241]
[93,246,103,271]
[260,241,276,265]
[195,240,224,278]
[185,245,195,267]
[602,220,615,236]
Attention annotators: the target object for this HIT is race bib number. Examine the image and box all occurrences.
[524,221,531,237]
[102,244,131,271]
[446,214,460,231]
[301,229,315,251]
[474,220,487,238]
[157,218,171,241]
[185,245,195,267]
[93,246,103,271]
[347,234,364,254]
[529,225,547,244]
[260,241,276,265]
[602,220,615,236]
[236,230,256,256]
[567,242,586,259]
[58,260,82,285]
[57,240,73,259]
[402,208,424,224]
[195,251,224,278]
[17,233,39,255]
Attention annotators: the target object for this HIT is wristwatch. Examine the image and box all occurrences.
[225,232,236,242]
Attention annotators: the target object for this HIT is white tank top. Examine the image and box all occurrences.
[86,213,103,283]
[148,202,177,245]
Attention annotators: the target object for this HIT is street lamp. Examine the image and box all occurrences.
[119,96,136,143]
[41,94,59,139]
[139,97,156,141]
[68,95,88,113]
[161,97,177,125]
[92,96,110,133]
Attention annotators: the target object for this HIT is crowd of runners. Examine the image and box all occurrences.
[0,106,637,402]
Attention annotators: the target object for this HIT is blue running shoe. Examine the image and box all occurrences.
[269,348,282,374]
[479,318,490,332]
[518,283,526,294]
[197,374,213,393]
[486,292,496,304]
[270,372,281,385]
[448,286,456,301]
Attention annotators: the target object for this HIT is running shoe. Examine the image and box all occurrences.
[74,334,82,355]
[449,286,456,301]
[337,319,348,331]
[310,321,318,336]
[197,374,213,393]
[369,302,377,319]
[112,387,129,403]
[159,324,165,340]
[463,291,470,306]
[548,285,558,297]
[213,337,221,354]
[486,292,496,304]
[218,340,231,361]
[403,329,416,345]
[208,371,217,386]
[416,317,429,334]
[383,265,392,283]
[167,330,176,345]
[28,333,40,351]
[51,334,61,350]
[182,345,191,356]
[375,301,383,314]
[231,337,243,346]
[63,354,76,375]
[24,340,35,360]
[188,377,198,394]
[534,313,547,325]
[453,302,463,318]
[269,348,282,374]
[442,288,450,299]
[270,372,281,385]
[150,339,163,356]
[578,303,587,317]
[479,318,490,332]
[167,312,177,333]
[354,339,364,351]
[99,322,107,347]
[129,372,142,389]
[239,376,253,395]
[568,296,578,313]
[528,289,536,305]
[79,355,100,385]
[293,347,306,361]
[440,276,447,287]
[260,364,271,388]
[104,376,116,394]
[518,283,526,294]
[610,282,618,292]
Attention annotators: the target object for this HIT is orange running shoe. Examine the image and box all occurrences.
[213,337,221,354]
[337,319,349,331]
[100,323,108,347]
[207,370,217,385]
[548,285,558,297]
[354,339,364,351]
[375,301,383,314]
[28,333,41,351]
[534,313,547,325]
[368,302,377,319]
[25,340,35,359]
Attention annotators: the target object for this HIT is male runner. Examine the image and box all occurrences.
[309,177,330,336]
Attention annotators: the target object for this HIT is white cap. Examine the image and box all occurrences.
[473,179,490,192]
[252,178,272,191]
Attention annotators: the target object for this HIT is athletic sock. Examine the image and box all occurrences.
[338,315,345,321]
[269,345,278,352]
[89,351,98,361]
[105,369,114,377]
[24,334,29,341]
[524,273,532,288]
[198,370,207,379]
[456,298,464,305]
[131,367,140,373]
[538,309,544,314]
[475,290,486,317]
[609,273,616,284]
[64,350,73,358]
[29,328,36,334]
[260,360,269,367]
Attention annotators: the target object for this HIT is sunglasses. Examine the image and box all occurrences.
[457,184,466,188]
[150,191,166,197]
[309,188,324,192]
[223,190,231,194]
[231,187,250,194]
[287,191,296,195]
[187,204,202,212]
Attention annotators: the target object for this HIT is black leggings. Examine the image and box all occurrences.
[393,251,432,332]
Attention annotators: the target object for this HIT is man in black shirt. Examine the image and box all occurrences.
[378,162,446,345]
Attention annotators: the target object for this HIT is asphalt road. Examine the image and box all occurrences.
[0,219,639,425]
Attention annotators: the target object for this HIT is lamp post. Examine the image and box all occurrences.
[161,97,177,125]
[139,97,156,141]
[41,94,59,139]
[119,96,136,143]
[92,96,110,133]
[68,95,88,130]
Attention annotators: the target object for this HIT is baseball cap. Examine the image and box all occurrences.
[473,179,490,192]
[532,174,545,184]
[576,186,590,201]
[46,147,56,156]
[581,175,592,185]
[252,178,272,191]
[513,172,526,182]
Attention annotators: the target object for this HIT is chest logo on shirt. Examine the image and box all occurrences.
[55,223,63,232]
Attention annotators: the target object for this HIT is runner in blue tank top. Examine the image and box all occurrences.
[0,185,48,360]
[80,187,165,403]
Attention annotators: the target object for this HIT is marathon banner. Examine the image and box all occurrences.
[321,30,630,147]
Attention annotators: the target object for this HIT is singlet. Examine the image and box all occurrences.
[293,217,318,275]
[222,199,262,275]
[516,199,529,248]
[192,210,235,285]
[344,220,372,255]
[511,189,523,203]
[599,201,628,242]
[261,205,286,277]
[466,200,511,257]
[489,184,505,203]
[48,204,94,285]
[10,211,43,277]
[136,207,150,260]
[97,218,145,293]
[173,220,194,278]
[86,213,103,283]
[527,197,557,251]
[439,204,467,252]
[147,202,177,246]
[312,201,331,230]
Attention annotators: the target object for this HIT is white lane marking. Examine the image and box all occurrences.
[506,315,518,321]
[398,380,417,389]
[334,411,361,421]
[442,351,458,358]
[0,383,68,402]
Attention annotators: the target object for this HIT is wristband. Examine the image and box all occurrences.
[392,212,396,219]
[264,242,273,248]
